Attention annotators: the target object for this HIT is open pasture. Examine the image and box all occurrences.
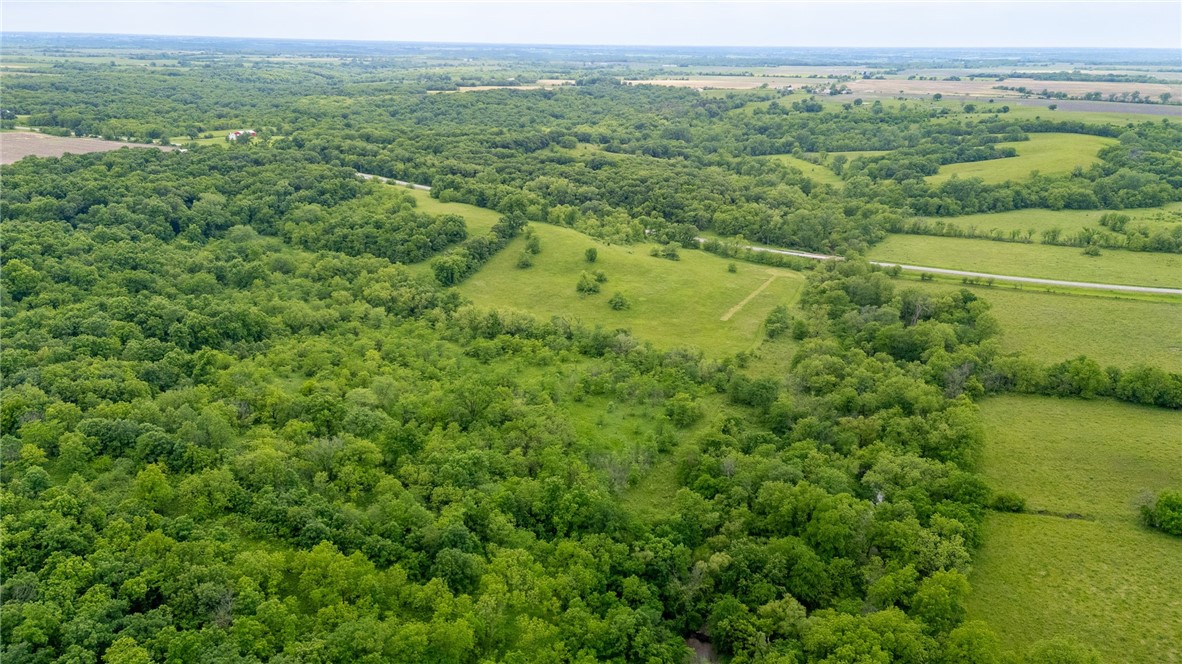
[927,133,1116,184]
[971,514,1182,664]
[459,223,806,355]
[903,279,1182,371]
[968,396,1182,664]
[0,131,174,164]
[918,203,1182,238]
[869,234,1182,288]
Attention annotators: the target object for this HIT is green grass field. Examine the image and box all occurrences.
[760,154,845,186]
[968,396,1182,663]
[918,202,1182,237]
[458,223,806,356]
[928,133,1117,184]
[902,280,1182,372]
[402,188,502,235]
[868,234,1182,288]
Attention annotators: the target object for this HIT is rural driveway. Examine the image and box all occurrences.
[354,173,1182,296]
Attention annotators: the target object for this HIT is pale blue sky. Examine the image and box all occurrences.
[3,1,1180,49]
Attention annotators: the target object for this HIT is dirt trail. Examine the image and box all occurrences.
[721,273,778,321]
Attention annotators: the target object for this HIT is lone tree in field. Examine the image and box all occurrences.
[585,247,598,263]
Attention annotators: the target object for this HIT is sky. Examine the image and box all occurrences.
[2,1,1180,49]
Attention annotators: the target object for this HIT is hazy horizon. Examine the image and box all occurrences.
[3,2,1180,50]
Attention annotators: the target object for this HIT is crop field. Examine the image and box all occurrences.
[919,203,1182,237]
[811,94,1180,124]
[844,76,1180,101]
[459,223,806,355]
[760,154,845,186]
[968,396,1182,663]
[827,149,890,159]
[0,131,173,164]
[625,75,824,90]
[903,280,1182,372]
[868,234,1182,288]
[927,133,1116,184]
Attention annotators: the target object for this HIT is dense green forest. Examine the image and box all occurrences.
[2,38,1180,664]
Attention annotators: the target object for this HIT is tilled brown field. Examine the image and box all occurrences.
[0,131,174,165]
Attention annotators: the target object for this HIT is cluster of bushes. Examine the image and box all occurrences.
[430,213,527,285]
[984,355,1182,409]
[1139,490,1182,536]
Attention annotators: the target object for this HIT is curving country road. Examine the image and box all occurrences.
[357,172,431,190]
[355,174,1182,296]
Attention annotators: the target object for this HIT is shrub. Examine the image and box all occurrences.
[516,251,533,269]
[585,247,598,263]
[576,272,600,295]
[1140,490,1182,536]
[608,292,630,310]
[727,262,737,273]
[665,393,702,427]
[765,305,792,339]
[989,491,1026,513]
[650,243,680,261]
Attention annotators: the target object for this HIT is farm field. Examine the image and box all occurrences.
[968,396,1182,663]
[918,203,1182,236]
[913,280,1182,371]
[827,149,889,159]
[0,130,173,164]
[844,76,1180,101]
[867,234,1182,288]
[927,133,1116,184]
[459,224,806,355]
[760,153,844,186]
[812,94,1181,124]
[624,75,823,90]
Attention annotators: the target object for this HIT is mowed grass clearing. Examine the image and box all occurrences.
[901,280,1182,372]
[459,223,807,355]
[760,154,845,186]
[401,188,502,235]
[927,133,1116,184]
[968,396,1182,663]
[868,234,1182,288]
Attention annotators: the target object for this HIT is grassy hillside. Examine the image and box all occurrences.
[760,154,845,186]
[927,133,1117,184]
[868,234,1182,287]
[459,223,807,356]
[902,280,1182,372]
[968,396,1182,663]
